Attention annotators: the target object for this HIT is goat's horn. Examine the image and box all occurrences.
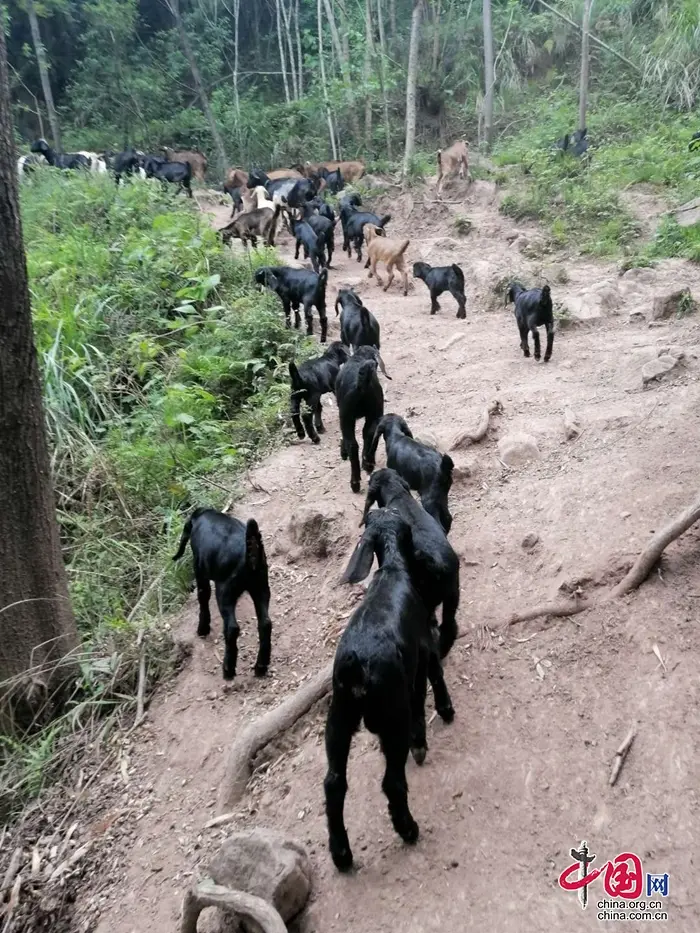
[377,352,392,380]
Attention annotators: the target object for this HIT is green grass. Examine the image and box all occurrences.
[2,170,313,813]
[493,89,700,259]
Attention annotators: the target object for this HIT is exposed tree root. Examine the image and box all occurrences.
[180,880,286,933]
[450,399,502,450]
[507,492,700,627]
[219,663,333,811]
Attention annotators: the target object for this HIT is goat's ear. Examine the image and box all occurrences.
[340,532,375,584]
[266,272,279,290]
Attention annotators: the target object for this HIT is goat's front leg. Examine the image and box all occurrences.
[427,637,455,723]
[531,326,542,361]
[518,321,530,357]
[303,300,314,336]
[250,583,272,676]
[303,393,321,443]
[281,297,292,330]
[430,289,441,314]
[544,322,554,362]
[215,583,240,680]
[361,418,378,475]
[325,697,361,871]
[340,416,361,492]
[410,651,429,765]
[194,565,211,637]
[355,238,363,263]
[312,394,325,435]
[379,716,419,845]
[401,265,408,296]
[371,258,383,287]
[317,301,328,343]
[383,263,395,293]
[451,286,467,319]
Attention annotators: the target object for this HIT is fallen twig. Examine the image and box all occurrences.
[450,399,502,450]
[506,599,592,627]
[180,880,286,933]
[609,726,636,786]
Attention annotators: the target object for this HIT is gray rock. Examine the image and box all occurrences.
[361,173,385,190]
[289,505,348,559]
[521,533,539,551]
[209,830,311,925]
[651,288,693,320]
[497,433,540,467]
[674,197,700,227]
[628,307,646,323]
[641,354,680,386]
[619,266,658,299]
[563,408,582,440]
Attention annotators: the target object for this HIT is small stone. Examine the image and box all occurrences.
[628,308,646,323]
[563,408,581,440]
[620,511,631,519]
[521,533,539,551]
[641,354,680,386]
[497,433,540,467]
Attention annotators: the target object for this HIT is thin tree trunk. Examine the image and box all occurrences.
[376,0,392,158]
[337,0,350,66]
[321,0,359,141]
[402,0,422,178]
[579,0,594,132]
[482,0,494,149]
[317,0,339,159]
[280,0,299,99]
[364,0,374,147]
[167,0,229,174]
[294,0,304,96]
[26,0,61,150]
[274,0,291,104]
[431,0,442,72]
[0,25,78,732]
[390,0,397,39]
[232,0,241,128]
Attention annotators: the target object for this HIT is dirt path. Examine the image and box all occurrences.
[84,179,700,933]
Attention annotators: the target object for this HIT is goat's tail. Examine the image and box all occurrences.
[398,239,410,256]
[451,264,464,287]
[172,513,195,561]
[245,518,267,573]
[335,649,368,697]
[379,213,392,228]
[288,361,305,393]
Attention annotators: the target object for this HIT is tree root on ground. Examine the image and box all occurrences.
[450,399,502,450]
[180,880,286,933]
[219,663,333,811]
[507,492,700,627]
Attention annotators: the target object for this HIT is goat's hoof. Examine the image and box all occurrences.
[438,704,455,724]
[398,817,419,845]
[411,745,427,765]
[317,424,326,434]
[534,354,541,362]
[457,311,466,319]
[197,624,211,637]
[544,355,552,363]
[311,435,321,445]
[253,662,268,677]
[351,480,361,494]
[330,844,354,872]
[222,667,236,681]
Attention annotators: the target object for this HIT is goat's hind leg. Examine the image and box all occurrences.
[304,393,321,444]
[250,583,272,676]
[325,697,361,871]
[194,564,212,637]
[429,288,441,315]
[450,286,467,319]
[290,392,306,440]
[531,326,542,361]
[215,582,241,680]
[410,651,429,765]
[427,633,455,723]
[361,418,378,475]
[312,394,326,435]
[380,717,419,845]
[544,322,554,362]
[518,320,530,357]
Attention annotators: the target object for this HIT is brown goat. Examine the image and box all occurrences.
[225,167,249,189]
[162,147,207,182]
[267,167,303,180]
[305,160,366,183]
[436,140,469,197]
[364,224,410,296]
[219,205,281,248]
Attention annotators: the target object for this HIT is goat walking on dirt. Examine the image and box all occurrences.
[364,225,410,296]
[436,140,469,198]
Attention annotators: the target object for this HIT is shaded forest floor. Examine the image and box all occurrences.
[20,175,700,932]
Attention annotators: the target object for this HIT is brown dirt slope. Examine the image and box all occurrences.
[54,178,700,932]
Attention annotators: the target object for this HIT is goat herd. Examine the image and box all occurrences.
[18,133,557,872]
[169,148,556,873]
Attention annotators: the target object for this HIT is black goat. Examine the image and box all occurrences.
[335,287,380,351]
[555,127,589,157]
[172,508,272,680]
[334,346,387,493]
[361,468,460,660]
[412,261,467,319]
[143,156,192,197]
[325,509,454,871]
[224,183,243,217]
[289,342,349,443]
[302,202,335,266]
[505,281,554,362]
[285,176,319,209]
[323,167,345,194]
[255,266,329,342]
[248,167,269,188]
[290,217,327,272]
[343,210,391,263]
[111,148,142,184]
[368,415,453,533]
[310,198,336,223]
[30,138,90,170]
[689,132,700,153]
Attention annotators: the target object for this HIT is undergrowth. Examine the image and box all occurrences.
[494,88,700,259]
[1,170,309,815]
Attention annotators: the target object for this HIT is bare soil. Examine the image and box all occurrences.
[27,178,700,932]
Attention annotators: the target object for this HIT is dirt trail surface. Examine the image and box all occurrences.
[62,179,700,933]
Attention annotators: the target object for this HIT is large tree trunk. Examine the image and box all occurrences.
[167,0,229,174]
[579,0,594,133]
[364,0,374,148]
[402,0,422,178]
[0,25,78,732]
[376,0,392,158]
[431,0,442,72]
[482,0,494,149]
[317,0,339,159]
[26,0,61,151]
